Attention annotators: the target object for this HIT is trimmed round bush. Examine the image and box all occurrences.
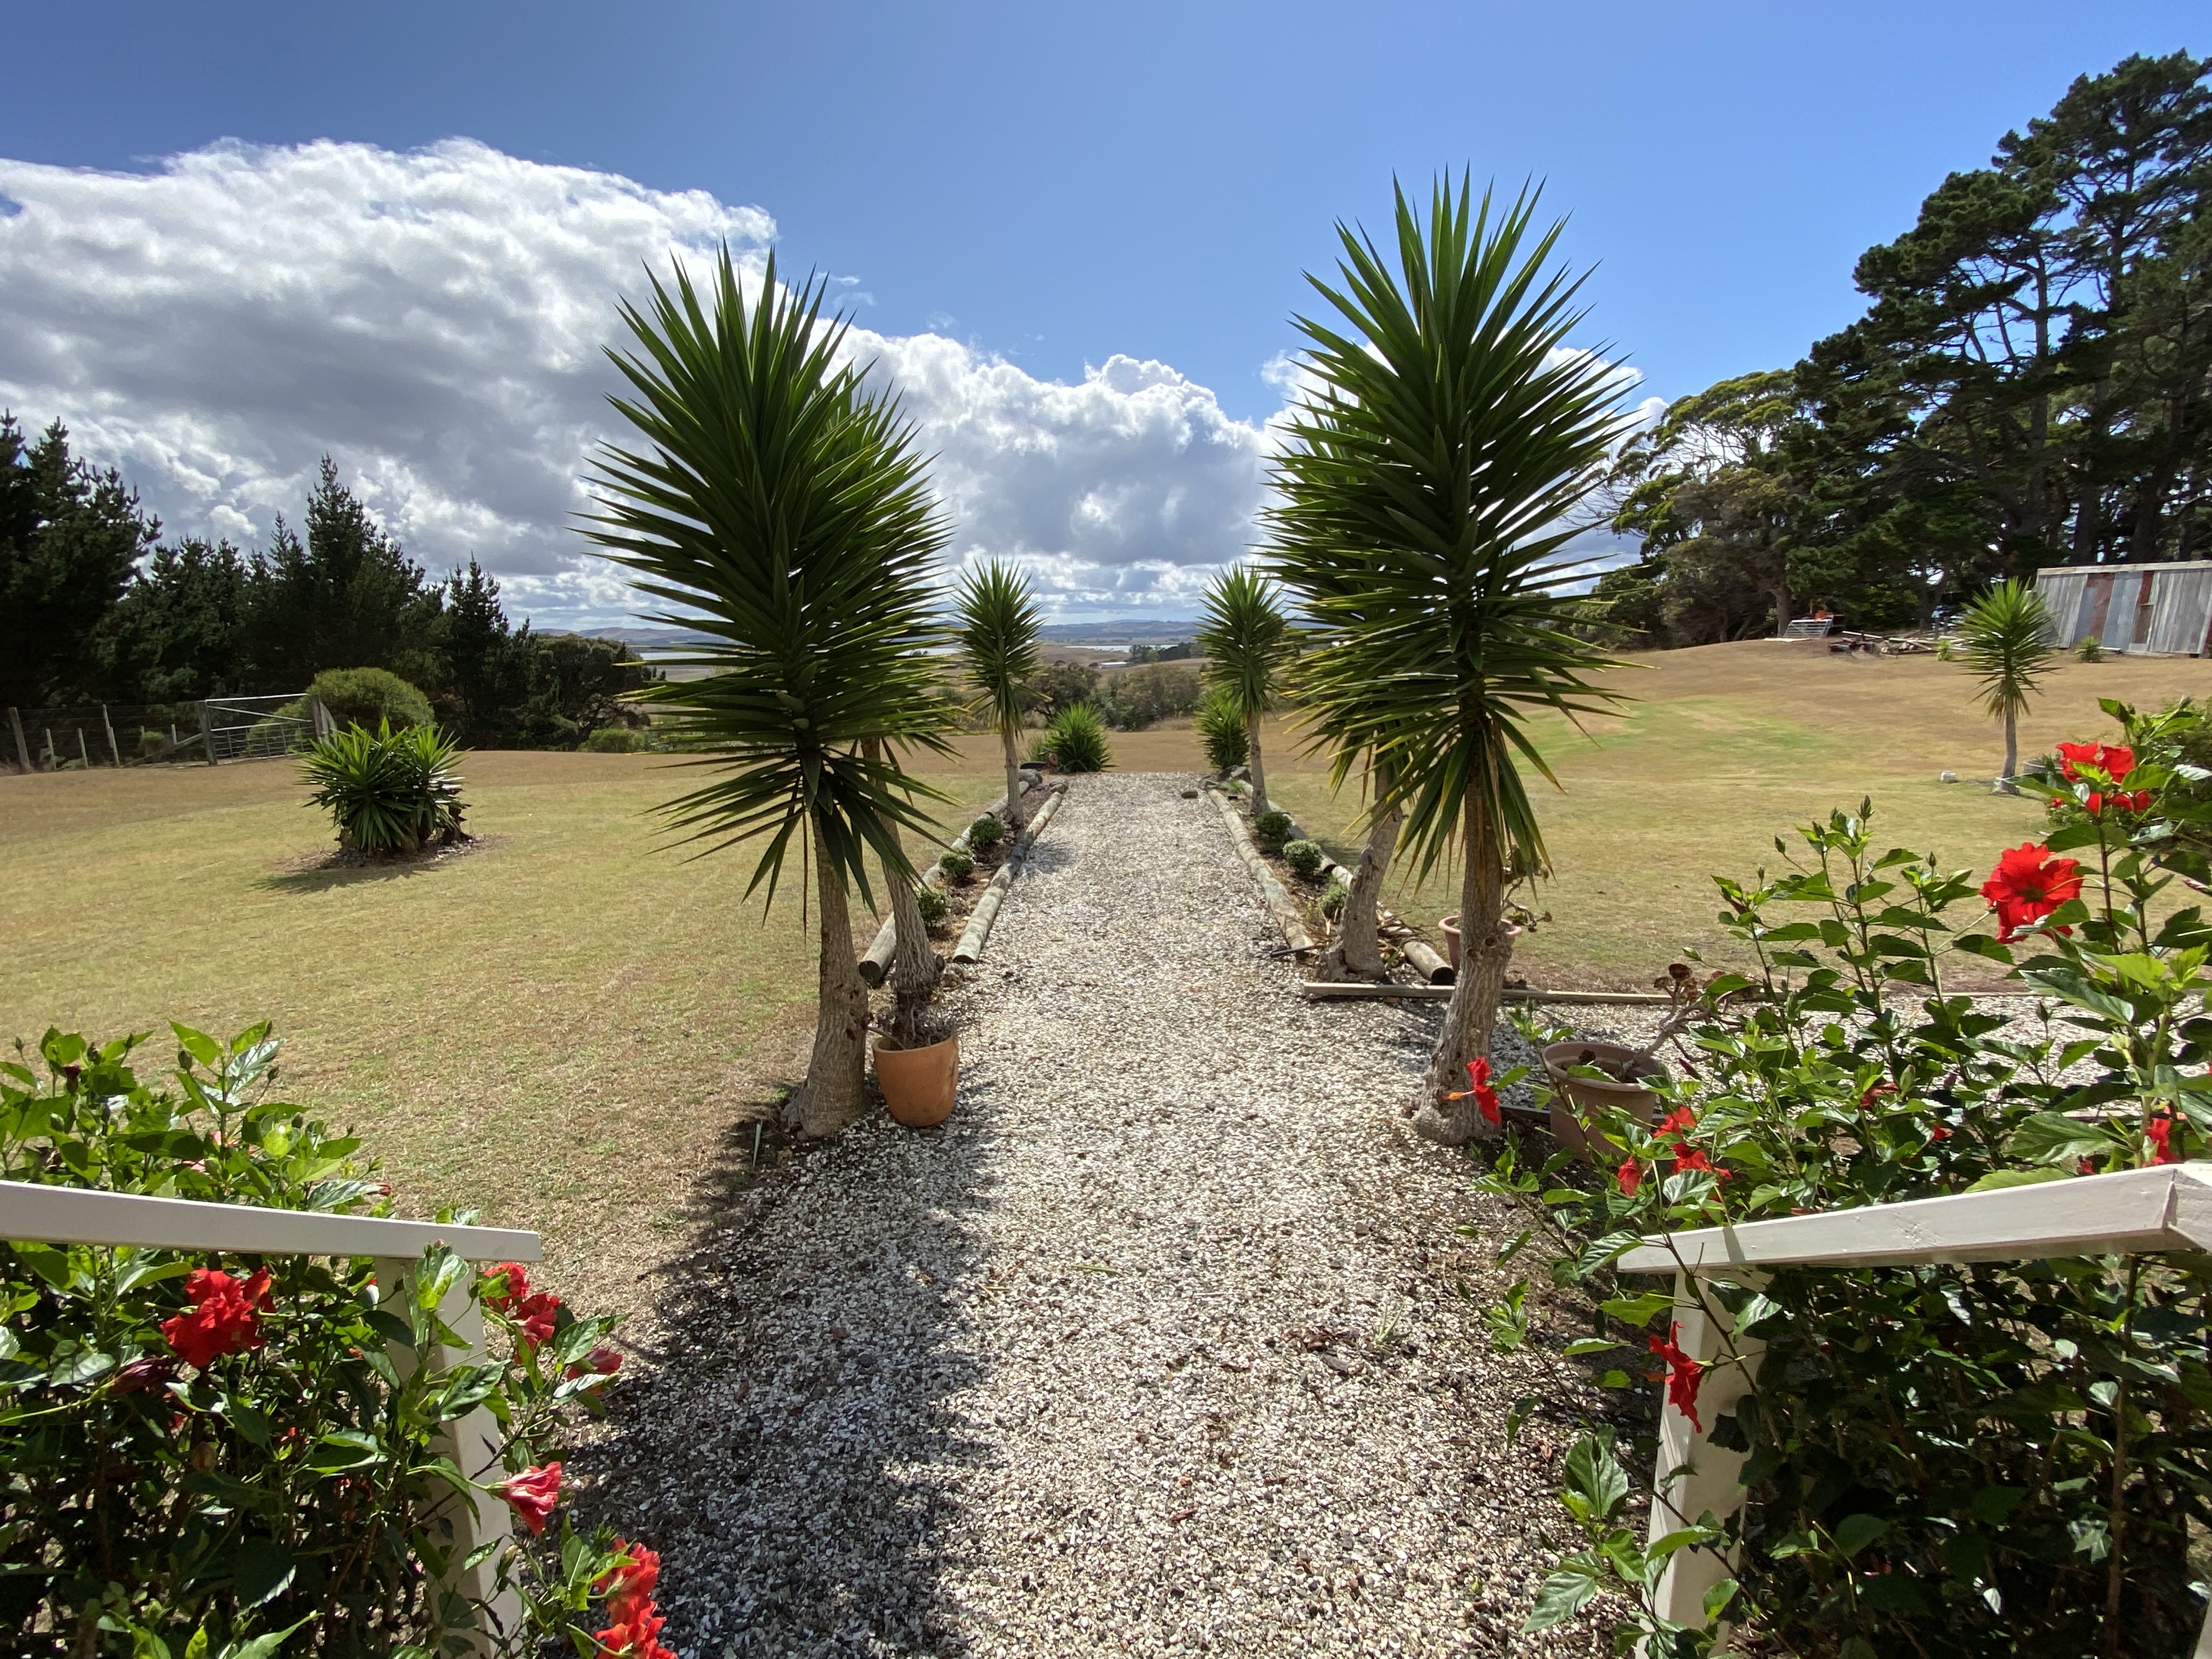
[580,725,647,752]
[1044,703,1111,772]
[967,814,1005,853]
[1252,808,1293,848]
[1195,692,1250,772]
[1283,838,1327,879]
[914,883,951,927]
[306,667,433,731]
[939,847,975,883]
[1319,873,1349,919]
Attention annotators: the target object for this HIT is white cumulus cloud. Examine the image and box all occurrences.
[0,138,1271,626]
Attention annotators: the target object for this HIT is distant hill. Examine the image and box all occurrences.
[1036,618,1198,644]
[579,626,716,648]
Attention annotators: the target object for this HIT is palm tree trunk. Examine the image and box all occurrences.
[1995,707,2020,795]
[1414,789,1512,1144]
[1000,724,1026,834]
[1317,764,1402,984]
[1246,712,1270,814]
[797,815,873,1137]
[864,737,939,996]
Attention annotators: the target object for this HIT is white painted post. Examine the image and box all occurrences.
[376,1256,522,1655]
[1648,1272,1765,1640]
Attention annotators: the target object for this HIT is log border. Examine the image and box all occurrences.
[951,783,1067,966]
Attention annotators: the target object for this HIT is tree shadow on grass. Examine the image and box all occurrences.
[252,838,495,894]
[572,1064,1002,1656]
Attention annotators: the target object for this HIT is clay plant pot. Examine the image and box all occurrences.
[874,1035,960,1128]
[1542,1040,1666,1161]
[1440,913,1460,969]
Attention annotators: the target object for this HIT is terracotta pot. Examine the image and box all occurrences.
[874,1035,959,1127]
[1542,1039,1665,1160]
[1440,913,1460,968]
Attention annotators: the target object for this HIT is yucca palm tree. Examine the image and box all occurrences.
[586,249,954,1137]
[1267,176,1633,1143]
[1197,566,1294,812]
[953,559,1044,834]
[1955,579,2057,793]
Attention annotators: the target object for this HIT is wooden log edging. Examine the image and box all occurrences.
[1275,808,1453,984]
[951,784,1066,966]
[859,778,1035,986]
[1211,787,1316,956]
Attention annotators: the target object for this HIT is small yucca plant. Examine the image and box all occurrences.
[1195,691,1251,772]
[1043,704,1111,772]
[301,721,467,855]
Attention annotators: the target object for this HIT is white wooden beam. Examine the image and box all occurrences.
[0,1181,541,1263]
[1618,1164,2212,1277]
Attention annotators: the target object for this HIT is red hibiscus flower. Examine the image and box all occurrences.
[596,1600,676,1659]
[2056,741,2134,782]
[492,1463,562,1536]
[160,1267,274,1369]
[1928,1124,1953,1142]
[597,1538,661,1618]
[1650,1105,1729,1182]
[1671,1146,1720,1177]
[1979,843,2084,943]
[568,1346,623,1381]
[1615,1156,1641,1198]
[1649,1322,1705,1431]
[1443,1057,1502,1126]
[2146,1109,2184,1166]
[484,1262,531,1313]
[515,1291,562,1347]
[2085,789,2156,815]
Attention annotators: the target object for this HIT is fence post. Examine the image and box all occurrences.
[375,1255,522,1655]
[198,701,218,765]
[309,693,334,741]
[7,707,28,774]
[102,704,121,768]
[1647,1271,1765,1644]
[76,727,89,768]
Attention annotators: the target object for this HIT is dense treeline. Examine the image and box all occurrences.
[0,421,652,746]
[1590,51,2212,646]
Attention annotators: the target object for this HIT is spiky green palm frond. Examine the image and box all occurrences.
[1195,566,1293,718]
[1266,176,1635,879]
[953,559,1044,740]
[1957,579,2057,723]
[584,248,953,909]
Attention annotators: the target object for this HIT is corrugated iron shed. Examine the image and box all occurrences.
[2035,561,2212,656]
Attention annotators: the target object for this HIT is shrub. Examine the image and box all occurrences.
[967,814,1005,854]
[0,1021,660,1658]
[938,847,975,883]
[1282,838,1327,878]
[2077,632,2106,662]
[304,667,434,732]
[1194,692,1249,772]
[579,725,648,753]
[300,721,467,855]
[1094,663,1202,730]
[1498,793,2212,1656]
[1318,873,1348,920]
[1043,704,1111,772]
[1251,808,1292,848]
[913,884,950,927]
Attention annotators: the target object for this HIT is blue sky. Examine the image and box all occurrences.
[1,2,2201,623]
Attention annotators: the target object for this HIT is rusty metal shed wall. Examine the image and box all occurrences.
[2034,562,2212,656]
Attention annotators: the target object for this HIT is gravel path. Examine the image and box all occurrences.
[583,773,1613,1657]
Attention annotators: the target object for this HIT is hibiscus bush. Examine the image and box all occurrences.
[1485,770,2212,1657]
[0,1022,674,1658]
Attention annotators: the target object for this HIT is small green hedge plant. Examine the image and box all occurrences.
[1281,839,1326,879]
[913,884,950,928]
[1041,704,1111,772]
[300,722,467,855]
[2076,633,2106,662]
[967,815,1004,854]
[301,668,433,732]
[0,1022,665,1659]
[1318,873,1348,921]
[1251,808,1292,848]
[938,847,975,883]
[1499,785,2212,1657]
[1194,692,1249,772]
[580,726,649,753]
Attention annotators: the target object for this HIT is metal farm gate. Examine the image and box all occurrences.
[4,693,331,773]
[2036,561,2212,656]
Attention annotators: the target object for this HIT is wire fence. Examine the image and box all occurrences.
[5,695,328,772]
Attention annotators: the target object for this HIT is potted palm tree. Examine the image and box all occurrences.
[1266,176,1633,1143]
[1197,567,1294,815]
[588,249,956,1138]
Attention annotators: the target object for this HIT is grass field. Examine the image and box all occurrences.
[0,746,1011,1316]
[4,641,2203,1308]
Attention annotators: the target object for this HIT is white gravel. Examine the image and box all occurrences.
[580,773,1622,1657]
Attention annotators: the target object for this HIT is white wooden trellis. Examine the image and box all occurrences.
[1617,1162,2212,1654]
[0,1181,540,1651]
